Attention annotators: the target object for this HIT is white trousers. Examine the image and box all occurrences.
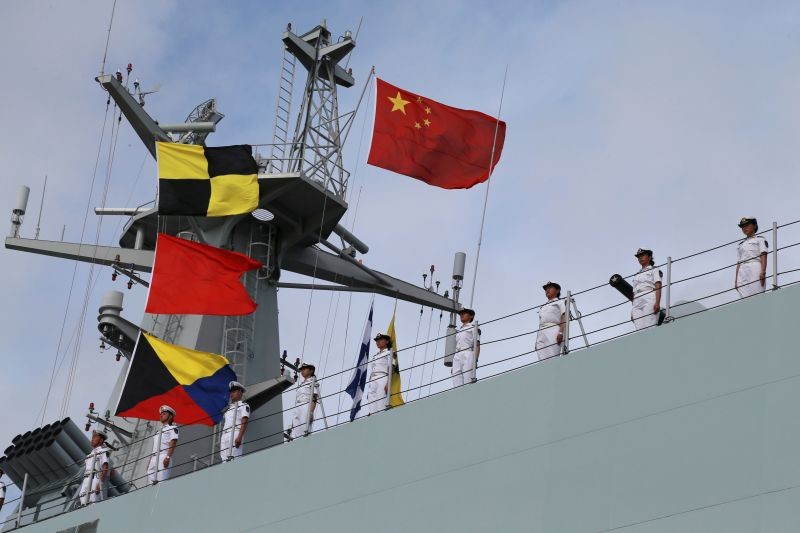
[290,404,312,438]
[451,350,475,387]
[535,325,561,361]
[78,475,106,505]
[147,453,172,484]
[631,294,658,330]
[219,432,243,461]
[737,262,766,298]
[366,375,388,414]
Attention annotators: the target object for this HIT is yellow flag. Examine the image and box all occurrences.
[387,309,405,407]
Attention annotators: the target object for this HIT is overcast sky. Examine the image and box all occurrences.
[2,0,800,517]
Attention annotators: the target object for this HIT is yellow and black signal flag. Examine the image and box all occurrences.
[156,142,260,217]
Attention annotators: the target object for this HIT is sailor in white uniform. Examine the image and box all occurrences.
[452,309,480,386]
[78,429,110,505]
[147,405,179,485]
[366,334,392,414]
[536,282,566,361]
[631,248,663,330]
[736,217,768,298]
[289,363,320,439]
[0,468,6,512]
[220,381,250,461]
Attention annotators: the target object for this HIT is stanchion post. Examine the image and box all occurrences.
[563,291,571,354]
[16,472,28,528]
[772,221,778,290]
[665,256,672,320]
[471,320,480,383]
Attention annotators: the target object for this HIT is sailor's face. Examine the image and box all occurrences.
[299,368,313,379]
[230,389,243,401]
[636,254,650,267]
[91,434,103,447]
[545,287,559,300]
[159,411,172,424]
[741,223,755,237]
[458,313,472,324]
[375,338,388,350]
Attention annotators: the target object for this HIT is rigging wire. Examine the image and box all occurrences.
[61,106,123,416]
[98,0,118,76]
[406,306,424,398]
[39,96,113,424]
[469,65,509,308]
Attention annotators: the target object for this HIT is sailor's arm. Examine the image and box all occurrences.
[163,439,177,467]
[235,416,249,447]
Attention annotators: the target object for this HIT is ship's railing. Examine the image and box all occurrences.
[254,142,349,199]
[4,218,800,528]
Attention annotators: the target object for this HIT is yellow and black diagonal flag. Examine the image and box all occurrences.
[156,142,260,217]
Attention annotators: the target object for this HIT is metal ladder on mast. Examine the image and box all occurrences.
[268,40,297,173]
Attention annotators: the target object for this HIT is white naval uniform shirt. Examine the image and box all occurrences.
[538,298,566,326]
[152,423,179,456]
[370,349,391,378]
[222,401,250,435]
[455,322,480,352]
[737,235,768,264]
[632,266,662,296]
[85,445,111,475]
[294,377,320,406]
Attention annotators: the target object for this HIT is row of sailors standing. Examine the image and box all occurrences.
[535,217,771,353]
[78,381,252,506]
[70,217,769,495]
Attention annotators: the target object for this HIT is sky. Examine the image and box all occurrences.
[2,0,800,518]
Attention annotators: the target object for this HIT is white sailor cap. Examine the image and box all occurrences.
[92,429,108,440]
[297,362,316,373]
[229,381,246,392]
[159,405,176,416]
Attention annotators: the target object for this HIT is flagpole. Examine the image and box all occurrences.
[469,65,508,308]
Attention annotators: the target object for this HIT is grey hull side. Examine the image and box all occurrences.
[11,284,800,533]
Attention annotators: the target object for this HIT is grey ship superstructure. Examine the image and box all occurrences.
[1,21,458,528]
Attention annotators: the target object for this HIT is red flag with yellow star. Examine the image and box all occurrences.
[367,78,506,189]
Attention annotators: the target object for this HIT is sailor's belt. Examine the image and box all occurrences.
[455,346,473,351]
[371,372,388,378]
[634,288,655,295]
[539,322,559,327]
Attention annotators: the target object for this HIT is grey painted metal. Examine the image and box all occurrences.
[332,223,369,254]
[174,98,223,145]
[275,282,379,293]
[4,238,154,272]
[33,175,46,240]
[157,122,215,133]
[15,473,27,528]
[665,256,672,320]
[13,284,800,533]
[93,208,149,216]
[13,186,29,215]
[268,31,297,173]
[284,23,355,198]
[772,221,778,290]
[9,186,29,238]
[569,298,590,348]
[470,320,479,383]
[563,291,571,354]
[282,247,459,312]
[95,75,169,158]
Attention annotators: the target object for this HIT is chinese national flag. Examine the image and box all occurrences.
[367,78,506,189]
[145,233,262,316]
